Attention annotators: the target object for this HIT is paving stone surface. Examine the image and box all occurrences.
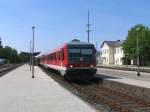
[97,68,150,88]
[0,64,96,112]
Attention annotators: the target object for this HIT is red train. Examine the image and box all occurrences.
[38,40,97,80]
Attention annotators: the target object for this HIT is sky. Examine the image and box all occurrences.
[0,0,150,53]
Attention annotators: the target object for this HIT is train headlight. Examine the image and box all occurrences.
[90,65,93,67]
[70,65,73,68]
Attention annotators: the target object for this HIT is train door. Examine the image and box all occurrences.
[58,51,61,66]
[60,48,64,67]
[45,56,47,64]
[59,48,65,76]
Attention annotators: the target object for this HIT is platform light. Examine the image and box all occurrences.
[32,26,35,78]
[30,40,32,71]
[136,27,140,76]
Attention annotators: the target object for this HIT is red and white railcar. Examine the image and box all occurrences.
[38,40,97,80]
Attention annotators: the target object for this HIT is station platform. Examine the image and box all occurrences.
[97,68,150,89]
[97,68,150,102]
[0,64,96,112]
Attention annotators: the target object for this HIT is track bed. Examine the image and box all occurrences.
[40,66,150,112]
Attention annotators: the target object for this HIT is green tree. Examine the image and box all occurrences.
[123,24,150,65]
[0,48,4,59]
[3,46,13,63]
[17,53,26,63]
[0,45,26,63]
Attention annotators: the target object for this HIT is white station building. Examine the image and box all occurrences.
[101,40,124,65]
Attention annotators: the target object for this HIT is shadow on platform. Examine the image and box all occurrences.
[96,74,122,80]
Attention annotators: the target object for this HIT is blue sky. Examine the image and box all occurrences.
[0,0,150,53]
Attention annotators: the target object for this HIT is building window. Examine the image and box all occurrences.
[106,57,108,63]
[121,48,123,52]
[120,57,122,63]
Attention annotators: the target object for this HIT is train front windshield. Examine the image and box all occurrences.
[68,46,95,63]
[68,48,93,57]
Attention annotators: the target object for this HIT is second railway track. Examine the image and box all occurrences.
[41,66,150,112]
[0,64,22,77]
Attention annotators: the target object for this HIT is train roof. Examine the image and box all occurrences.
[66,41,94,46]
[65,39,93,46]
[38,39,95,57]
[48,40,94,53]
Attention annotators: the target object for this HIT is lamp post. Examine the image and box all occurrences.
[30,41,32,71]
[136,27,140,76]
[32,26,35,78]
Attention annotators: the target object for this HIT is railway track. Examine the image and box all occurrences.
[71,80,150,112]
[0,64,21,77]
[41,66,150,112]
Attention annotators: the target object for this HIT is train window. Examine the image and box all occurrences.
[68,48,80,57]
[52,53,54,60]
[50,54,51,60]
[56,52,57,60]
[81,49,93,55]
[68,47,94,58]
[51,53,56,60]
[69,49,80,53]
[48,54,52,60]
[61,49,64,60]
[54,53,56,60]
[58,51,61,60]
[51,54,53,60]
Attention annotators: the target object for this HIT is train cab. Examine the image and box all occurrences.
[38,40,97,80]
